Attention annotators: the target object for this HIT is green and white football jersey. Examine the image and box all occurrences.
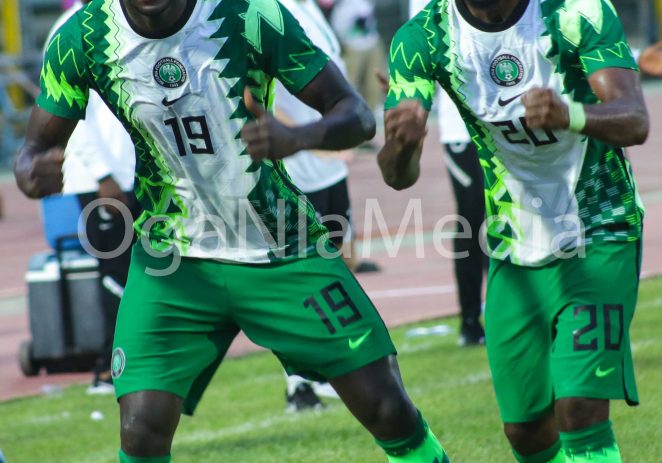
[386,0,644,266]
[37,0,331,263]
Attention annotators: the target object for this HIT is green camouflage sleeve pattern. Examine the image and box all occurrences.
[36,13,90,120]
[245,0,329,95]
[558,0,638,75]
[384,21,435,111]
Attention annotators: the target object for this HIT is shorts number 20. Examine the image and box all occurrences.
[573,304,624,352]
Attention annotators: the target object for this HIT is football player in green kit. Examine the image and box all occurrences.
[379,0,648,462]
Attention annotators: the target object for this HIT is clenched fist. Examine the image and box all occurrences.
[18,147,65,198]
[385,100,428,150]
[522,87,569,130]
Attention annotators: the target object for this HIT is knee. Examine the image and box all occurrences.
[504,423,530,449]
[556,398,609,431]
[120,406,177,455]
[364,384,418,438]
[504,416,558,455]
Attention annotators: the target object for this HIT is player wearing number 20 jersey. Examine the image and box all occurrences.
[38,0,330,263]
[387,0,643,266]
[385,0,646,461]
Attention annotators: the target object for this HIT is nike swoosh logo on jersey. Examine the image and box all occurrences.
[162,93,189,107]
[595,366,616,378]
[349,328,373,350]
[497,92,524,107]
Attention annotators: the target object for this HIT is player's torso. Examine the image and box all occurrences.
[444,0,584,187]
[435,0,592,264]
[83,0,316,262]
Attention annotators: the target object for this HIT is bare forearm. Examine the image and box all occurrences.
[292,97,376,151]
[582,99,649,147]
[377,139,421,191]
[14,145,39,198]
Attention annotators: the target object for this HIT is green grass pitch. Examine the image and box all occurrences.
[2,277,662,462]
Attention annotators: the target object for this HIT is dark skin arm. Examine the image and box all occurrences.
[241,61,376,161]
[14,107,78,198]
[522,68,649,147]
[377,101,429,191]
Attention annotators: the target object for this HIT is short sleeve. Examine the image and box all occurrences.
[562,0,638,75]
[36,14,90,120]
[246,0,330,95]
[384,22,435,111]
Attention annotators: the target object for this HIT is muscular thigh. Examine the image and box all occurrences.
[228,254,396,381]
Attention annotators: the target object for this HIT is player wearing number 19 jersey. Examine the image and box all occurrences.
[380,0,648,462]
[16,0,451,462]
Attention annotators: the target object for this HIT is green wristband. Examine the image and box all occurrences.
[567,101,586,133]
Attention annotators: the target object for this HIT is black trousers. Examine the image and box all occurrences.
[444,142,487,325]
[77,192,139,374]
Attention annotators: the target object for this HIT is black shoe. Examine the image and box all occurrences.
[354,260,381,273]
[458,319,485,347]
[286,383,325,413]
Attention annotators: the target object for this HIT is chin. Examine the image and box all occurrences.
[463,0,500,9]
[126,0,173,16]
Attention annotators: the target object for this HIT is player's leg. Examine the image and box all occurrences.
[330,356,450,463]
[550,241,641,462]
[443,142,486,346]
[230,254,450,462]
[119,391,182,460]
[485,259,564,462]
[113,245,239,461]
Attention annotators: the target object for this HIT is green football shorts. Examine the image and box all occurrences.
[111,245,395,414]
[485,240,640,423]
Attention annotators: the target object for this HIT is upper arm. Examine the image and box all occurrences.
[562,0,646,107]
[247,0,330,95]
[293,60,360,115]
[565,0,638,77]
[24,105,79,152]
[384,22,435,112]
[587,67,644,105]
[36,13,90,120]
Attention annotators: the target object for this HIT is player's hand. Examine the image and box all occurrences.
[25,147,65,198]
[375,69,389,95]
[97,176,128,215]
[384,100,427,150]
[241,87,301,161]
[522,87,570,130]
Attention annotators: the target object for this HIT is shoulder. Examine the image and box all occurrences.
[542,0,618,25]
[543,0,622,46]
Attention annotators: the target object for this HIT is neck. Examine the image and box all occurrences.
[121,0,190,36]
[462,0,520,24]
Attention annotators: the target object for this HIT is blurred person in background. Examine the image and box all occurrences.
[407,0,486,346]
[277,0,379,412]
[46,0,139,394]
[331,0,385,120]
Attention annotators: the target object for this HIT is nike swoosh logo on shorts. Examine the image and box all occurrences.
[595,366,616,378]
[162,93,188,107]
[349,328,373,350]
[497,92,524,107]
